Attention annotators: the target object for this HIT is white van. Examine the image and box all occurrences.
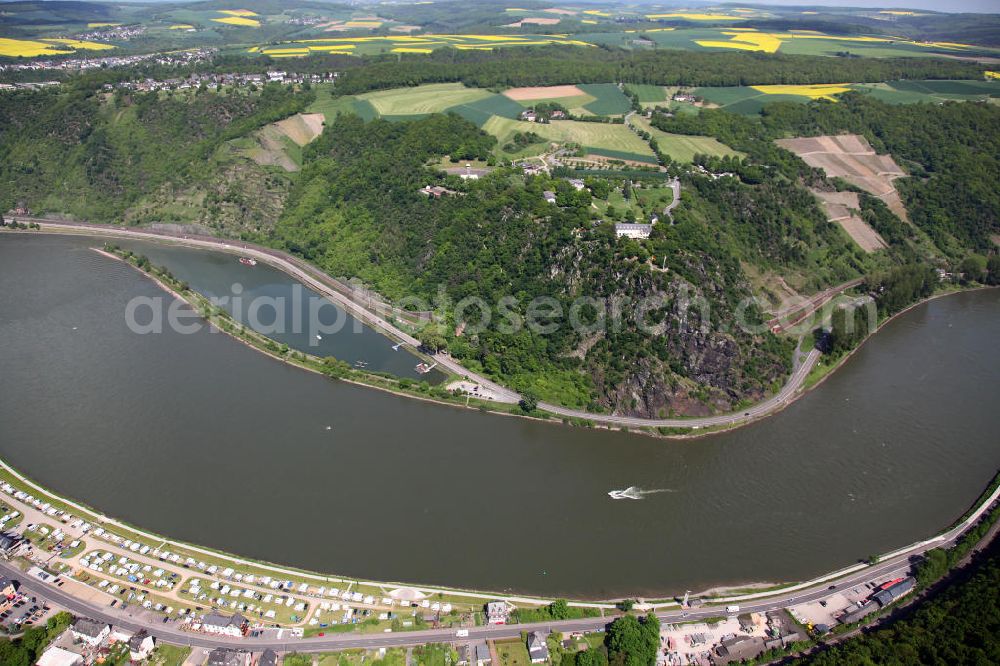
[725,605,740,614]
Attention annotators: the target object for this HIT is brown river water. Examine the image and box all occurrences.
[1,233,998,598]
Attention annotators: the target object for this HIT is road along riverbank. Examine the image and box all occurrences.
[5,222,869,436]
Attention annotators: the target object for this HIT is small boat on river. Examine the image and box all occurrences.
[239,257,257,267]
[608,487,644,500]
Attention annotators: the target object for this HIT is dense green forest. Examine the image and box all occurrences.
[273,112,804,415]
[330,48,983,95]
[653,94,1000,255]
[0,83,309,228]
[795,540,1000,665]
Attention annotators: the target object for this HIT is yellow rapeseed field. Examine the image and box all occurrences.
[0,38,72,57]
[304,45,355,51]
[696,32,782,52]
[42,38,114,50]
[583,10,611,17]
[87,23,121,28]
[751,84,851,100]
[646,13,746,20]
[253,44,355,55]
[169,24,194,30]
[692,30,951,54]
[213,16,260,27]
[910,41,973,50]
[985,71,1000,80]
[249,33,596,57]
[0,36,118,57]
[219,9,258,17]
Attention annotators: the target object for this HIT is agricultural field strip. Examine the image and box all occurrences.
[482,115,655,159]
[251,33,596,56]
[631,114,740,162]
[359,83,493,115]
[812,190,888,252]
[780,134,910,225]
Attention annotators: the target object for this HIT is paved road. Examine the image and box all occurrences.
[13,221,847,429]
[538,347,819,430]
[0,515,962,654]
[663,178,680,221]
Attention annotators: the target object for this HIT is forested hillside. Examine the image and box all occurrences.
[276,114,804,415]
[653,94,1000,256]
[2,46,996,417]
[0,84,310,231]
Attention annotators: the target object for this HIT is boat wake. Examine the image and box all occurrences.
[608,486,675,500]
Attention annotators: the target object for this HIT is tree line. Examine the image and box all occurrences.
[331,47,984,95]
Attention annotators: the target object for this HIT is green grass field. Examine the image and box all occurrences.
[495,639,532,666]
[633,115,740,162]
[483,116,656,161]
[628,84,669,105]
[692,79,1000,114]
[691,86,761,106]
[147,643,192,666]
[578,83,632,115]
[449,93,528,126]
[358,83,492,115]
[853,79,1000,104]
[307,85,377,122]
[506,91,598,116]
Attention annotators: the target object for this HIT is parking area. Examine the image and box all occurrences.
[0,591,58,631]
[788,569,911,627]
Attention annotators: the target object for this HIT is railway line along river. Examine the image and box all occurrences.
[1,233,999,599]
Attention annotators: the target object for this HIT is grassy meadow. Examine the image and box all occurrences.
[631,115,740,162]
[483,115,656,161]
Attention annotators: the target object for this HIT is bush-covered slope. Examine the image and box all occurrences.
[0,84,311,230]
[275,114,807,415]
[653,93,1000,255]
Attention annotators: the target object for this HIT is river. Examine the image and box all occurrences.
[1,233,998,599]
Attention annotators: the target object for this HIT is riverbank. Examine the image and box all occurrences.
[95,244,533,422]
[803,283,998,393]
[3,223,841,438]
[2,235,1000,601]
[0,441,997,609]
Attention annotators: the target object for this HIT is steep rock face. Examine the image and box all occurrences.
[561,243,788,418]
